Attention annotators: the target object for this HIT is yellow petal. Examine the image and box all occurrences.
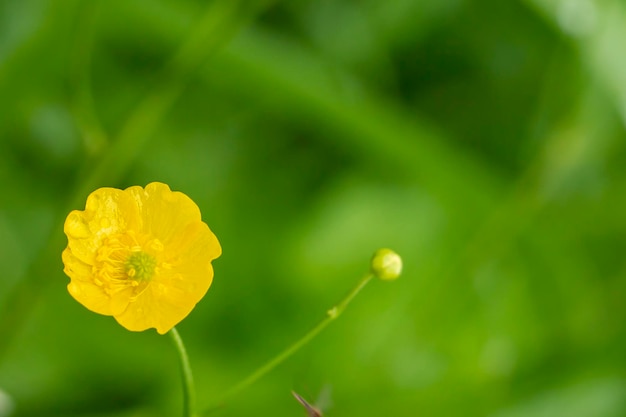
[65,187,141,265]
[63,248,112,315]
[63,247,135,316]
[114,259,215,334]
[125,182,203,245]
[165,221,222,266]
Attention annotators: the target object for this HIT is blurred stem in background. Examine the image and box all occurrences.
[69,0,108,155]
[0,0,279,363]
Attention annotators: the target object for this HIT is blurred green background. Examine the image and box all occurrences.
[1,0,626,416]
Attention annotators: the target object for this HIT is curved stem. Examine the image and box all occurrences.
[203,273,374,414]
[169,327,196,417]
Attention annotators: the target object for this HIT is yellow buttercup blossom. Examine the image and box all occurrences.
[62,182,221,334]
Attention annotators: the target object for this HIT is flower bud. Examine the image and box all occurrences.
[370,248,402,281]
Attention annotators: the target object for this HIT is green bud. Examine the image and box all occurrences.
[370,248,402,281]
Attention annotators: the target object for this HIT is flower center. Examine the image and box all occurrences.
[92,232,163,296]
[125,251,156,281]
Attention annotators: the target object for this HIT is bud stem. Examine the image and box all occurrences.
[203,273,374,414]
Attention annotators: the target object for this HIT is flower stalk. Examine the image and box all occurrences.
[170,327,197,417]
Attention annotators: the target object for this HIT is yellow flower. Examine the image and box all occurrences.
[62,182,221,334]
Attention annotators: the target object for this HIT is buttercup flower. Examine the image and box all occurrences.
[62,182,221,334]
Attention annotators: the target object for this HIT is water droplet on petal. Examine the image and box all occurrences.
[65,212,90,238]
[68,282,82,296]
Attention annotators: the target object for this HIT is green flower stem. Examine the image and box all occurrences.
[204,273,374,414]
[169,327,197,417]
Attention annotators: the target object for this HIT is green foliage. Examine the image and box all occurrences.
[1,0,625,416]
